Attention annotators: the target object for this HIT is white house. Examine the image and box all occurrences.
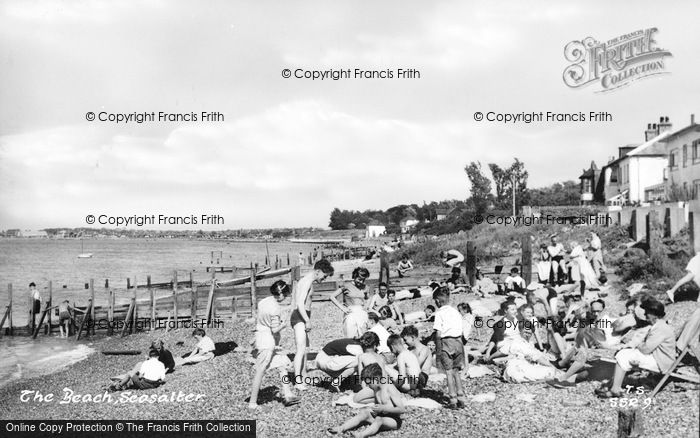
[399,217,419,234]
[18,229,48,238]
[657,114,700,200]
[365,223,386,238]
[601,118,672,205]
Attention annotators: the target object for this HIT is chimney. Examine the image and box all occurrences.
[692,114,696,125]
[658,116,672,134]
[644,122,657,142]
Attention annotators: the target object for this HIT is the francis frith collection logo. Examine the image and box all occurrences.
[563,28,672,92]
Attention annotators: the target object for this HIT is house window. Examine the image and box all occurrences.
[670,149,678,169]
[683,144,688,167]
[582,179,591,193]
[694,179,700,200]
[694,140,700,164]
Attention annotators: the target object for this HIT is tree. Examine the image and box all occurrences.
[528,181,580,206]
[464,161,493,214]
[488,158,529,211]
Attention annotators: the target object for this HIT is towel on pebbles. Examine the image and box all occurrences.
[470,392,496,403]
[333,394,442,410]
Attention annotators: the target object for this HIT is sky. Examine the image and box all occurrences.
[1,0,699,230]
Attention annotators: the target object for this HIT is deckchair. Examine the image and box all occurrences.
[650,308,700,397]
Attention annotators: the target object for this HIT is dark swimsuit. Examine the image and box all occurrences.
[290,309,311,327]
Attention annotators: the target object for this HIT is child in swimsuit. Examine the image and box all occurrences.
[328,363,406,437]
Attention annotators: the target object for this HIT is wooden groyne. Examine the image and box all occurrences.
[1,257,381,339]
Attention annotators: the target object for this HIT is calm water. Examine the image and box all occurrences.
[0,238,318,325]
[0,336,96,388]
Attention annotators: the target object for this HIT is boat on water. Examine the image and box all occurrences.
[77,239,93,258]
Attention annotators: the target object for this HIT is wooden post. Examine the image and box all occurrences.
[132,277,137,333]
[0,305,10,337]
[149,276,155,332]
[466,241,477,287]
[8,284,12,336]
[121,299,134,337]
[172,271,178,324]
[90,279,95,336]
[250,264,258,318]
[617,408,643,437]
[190,272,196,323]
[521,235,532,285]
[29,287,35,332]
[646,210,662,250]
[379,252,390,285]
[108,289,114,336]
[47,281,52,334]
[32,302,50,339]
[76,300,92,340]
[204,270,216,326]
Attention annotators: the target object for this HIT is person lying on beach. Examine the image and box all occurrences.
[249,280,300,409]
[177,328,216,366]
[397,255,414,278]
[110,348,166,391]
[328,363,406,437]
[386,334,424,395]
[404,305,435,325]
[445,279,467,295]
[110,339,174,386]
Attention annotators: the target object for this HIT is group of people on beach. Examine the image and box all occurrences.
[108,328,217,391]
[246,237,700,437]
[246,258,476,436]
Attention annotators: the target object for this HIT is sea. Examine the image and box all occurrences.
[0,238,319,386]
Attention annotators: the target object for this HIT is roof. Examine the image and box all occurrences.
[658,123,700,143]
[627,130,671,156]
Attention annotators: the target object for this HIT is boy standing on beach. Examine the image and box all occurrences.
[249,280,300,409]
[28,282,41,329]
[328,363,406,437]
[432,287,467,408]
[291,258,334,390]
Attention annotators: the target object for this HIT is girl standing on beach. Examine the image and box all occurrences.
[291,259,334,390]
[330,267,370,339]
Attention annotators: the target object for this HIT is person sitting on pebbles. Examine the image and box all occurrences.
[110,348,166,391]
[396,255,414,278]
[177,328,216,366]
[328,363,406,437]
[110,339,175,389]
